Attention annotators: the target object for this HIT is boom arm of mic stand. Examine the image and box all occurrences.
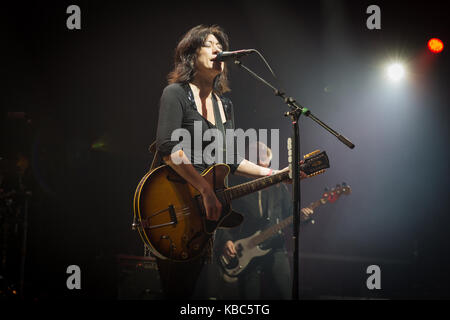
[233,60,355,149]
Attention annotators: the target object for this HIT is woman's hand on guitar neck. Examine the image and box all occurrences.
[280,160,308,183]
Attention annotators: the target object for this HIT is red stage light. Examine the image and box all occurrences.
[428,38,444,53]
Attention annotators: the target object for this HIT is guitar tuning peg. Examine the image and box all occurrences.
[303,149,320,159]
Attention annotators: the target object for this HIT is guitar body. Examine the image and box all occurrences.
[133,163,242,261]
[219,231,271,278]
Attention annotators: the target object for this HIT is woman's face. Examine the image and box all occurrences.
[195,34,224,78]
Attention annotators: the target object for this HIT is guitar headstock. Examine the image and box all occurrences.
[301,150,330,177]
[320,182,351,204]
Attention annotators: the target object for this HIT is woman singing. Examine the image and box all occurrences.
[154,24,306,299]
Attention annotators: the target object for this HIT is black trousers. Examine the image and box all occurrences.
[238,250,292,300]
[156,256,206,300]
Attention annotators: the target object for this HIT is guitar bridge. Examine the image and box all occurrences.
[168,204,178,225]
[143,204,178,230]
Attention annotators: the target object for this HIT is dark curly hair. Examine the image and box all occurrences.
[167,25,231,94]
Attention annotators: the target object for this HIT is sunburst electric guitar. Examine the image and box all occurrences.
[133,150,329,261]
[218,183,352,279]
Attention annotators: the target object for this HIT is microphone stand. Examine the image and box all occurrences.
[233,59,354,300]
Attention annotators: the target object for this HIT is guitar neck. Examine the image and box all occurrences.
[223,151,329,202]
[224,171,290,201]
[249,199,324,248]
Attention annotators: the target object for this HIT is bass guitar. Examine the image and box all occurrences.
[133,150,329,261]
[219,183,351,279]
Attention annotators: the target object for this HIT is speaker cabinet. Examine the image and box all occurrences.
[116,254,162,300]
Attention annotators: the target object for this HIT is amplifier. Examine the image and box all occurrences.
[116,254,163,300]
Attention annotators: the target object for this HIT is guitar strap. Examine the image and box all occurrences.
[212,93,228,187]
[148,141,159,171]
[211,93,226,165]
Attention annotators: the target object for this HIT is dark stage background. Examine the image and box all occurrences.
[1,0,449,300]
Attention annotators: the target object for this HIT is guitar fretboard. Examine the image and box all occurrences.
[223,171,290,201]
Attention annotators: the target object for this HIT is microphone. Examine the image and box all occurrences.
[212,49,255,62]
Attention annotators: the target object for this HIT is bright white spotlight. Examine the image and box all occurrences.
[387,63,405,82]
